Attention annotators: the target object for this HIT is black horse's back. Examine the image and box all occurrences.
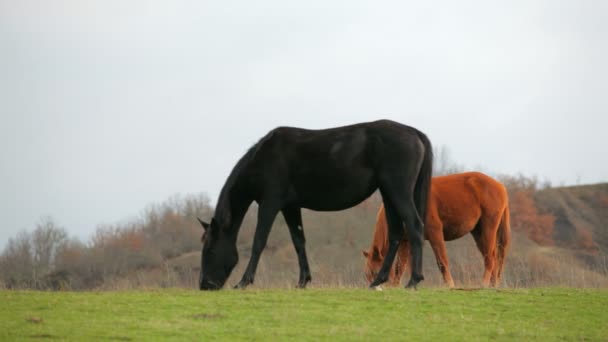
[198,119,433,290]
[244,120,428,210]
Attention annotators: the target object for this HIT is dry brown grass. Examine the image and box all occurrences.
[3,182,606,291]
[91,230,608,290]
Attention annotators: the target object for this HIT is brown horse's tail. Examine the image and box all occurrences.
[414,131,433,224]
[495,203,511,284]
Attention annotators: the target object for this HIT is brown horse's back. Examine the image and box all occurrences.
[431,172,508,241]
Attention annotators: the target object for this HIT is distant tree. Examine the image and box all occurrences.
[499,174,540,192]
[510,190,555,245]
[31,216,68,286]
[54,237,105,290]
[0,231,34,288]
[501,175,556,246]
[575,226,598,253]
[433,145,464,176]
[0,217,68,288]
[141,193,213,259]
[90,224,138,278]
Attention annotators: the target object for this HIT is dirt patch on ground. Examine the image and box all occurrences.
[29,334,56,339]
[26,316,43,324]
[190,313,224,320]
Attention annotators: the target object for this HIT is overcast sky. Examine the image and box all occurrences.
[1,0,606,246]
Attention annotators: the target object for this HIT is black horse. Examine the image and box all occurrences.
[197,119,433,290]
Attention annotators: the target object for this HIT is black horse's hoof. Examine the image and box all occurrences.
[405,280,419,290]
[233,281,250,289]
[369,277,386,288]
[297,276,311,289]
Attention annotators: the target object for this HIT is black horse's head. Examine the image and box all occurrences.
[197,217,238,290]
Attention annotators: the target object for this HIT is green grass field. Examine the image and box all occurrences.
[1,287,606,341]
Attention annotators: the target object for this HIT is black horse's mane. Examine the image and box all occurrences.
[214,130,277,225]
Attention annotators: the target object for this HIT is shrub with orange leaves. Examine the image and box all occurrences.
[509,190,555,246]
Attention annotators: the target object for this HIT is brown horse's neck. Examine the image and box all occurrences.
[371,206,390,256]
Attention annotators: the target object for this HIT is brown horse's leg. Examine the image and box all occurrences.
[491,205,511,287]
[427,230,455,288]
[390,239,410,286]
[490,244,501,286]
[490,261,499,287]
[471,217,500,287]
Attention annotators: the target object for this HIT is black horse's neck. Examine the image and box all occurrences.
[214,148,256,238]
[214,192,251,239]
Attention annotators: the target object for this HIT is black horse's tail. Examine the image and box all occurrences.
[413,131,433,225]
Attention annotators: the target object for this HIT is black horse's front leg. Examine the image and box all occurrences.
[282,206,312,288]
[234,202,280,289]
[369,240,401,288]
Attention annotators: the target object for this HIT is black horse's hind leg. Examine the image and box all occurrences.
[376,174,426,289]
[388,195,425,289]
[234,201,280,289]
[369,200,405,288]
[282,206,312,288]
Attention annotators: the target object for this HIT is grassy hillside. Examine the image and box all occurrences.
[535,183,608,254]
[2,288,606,341]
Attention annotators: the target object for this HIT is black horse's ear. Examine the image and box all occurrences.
[197,217,210,231]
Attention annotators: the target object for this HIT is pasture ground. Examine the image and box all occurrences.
[1,287,606,341]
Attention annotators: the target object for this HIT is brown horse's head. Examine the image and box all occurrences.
[363,245,408,286]
[197,217,239,290]
[362,248,384,283]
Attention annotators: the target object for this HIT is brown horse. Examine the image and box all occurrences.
[363,172,511,288]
